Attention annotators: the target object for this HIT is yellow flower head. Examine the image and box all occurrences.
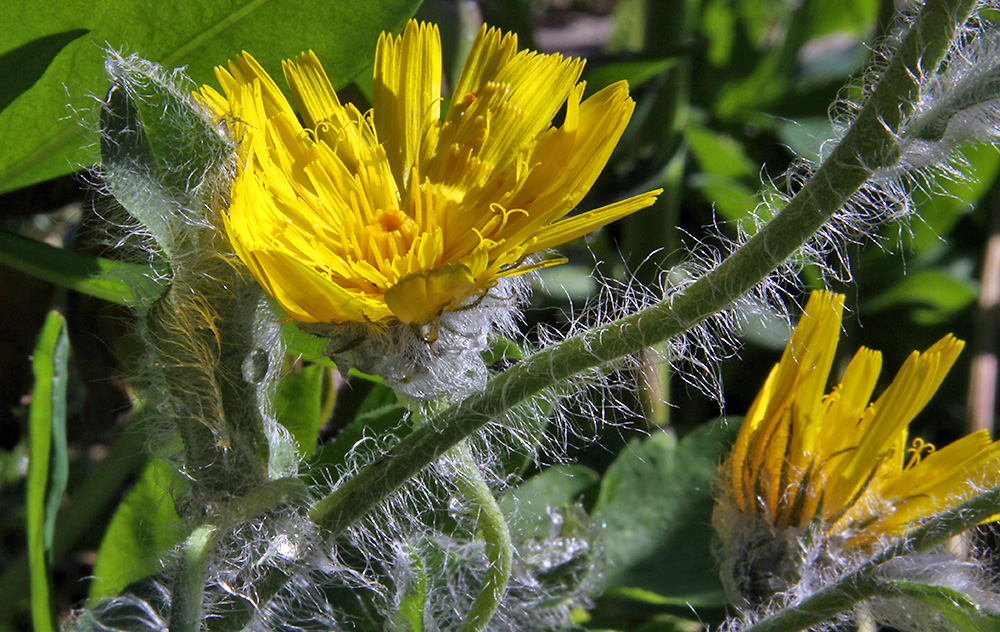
[717,291,1000,546]
[714,291,1000,604]
[199,20,660,328]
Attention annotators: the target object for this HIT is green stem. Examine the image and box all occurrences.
[311,0,974,535]
[452,442,513,632]
[168,525,220,632]
[165,477,307,631]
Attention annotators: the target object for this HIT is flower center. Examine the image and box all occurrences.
[376,209,409,233]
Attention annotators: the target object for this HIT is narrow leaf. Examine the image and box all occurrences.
[27,311,70,632]
[0,229,165,304]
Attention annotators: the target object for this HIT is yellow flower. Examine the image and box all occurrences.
[199,21,660,327]
[716,290,1000,550]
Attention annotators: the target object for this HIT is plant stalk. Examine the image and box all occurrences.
[452,441,513,632]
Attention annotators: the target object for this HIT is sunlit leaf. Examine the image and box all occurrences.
[0,29,88,116]
[0,230,165,305]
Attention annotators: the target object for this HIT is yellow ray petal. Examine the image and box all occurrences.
[374,21,442,191]
[525,190,661,254]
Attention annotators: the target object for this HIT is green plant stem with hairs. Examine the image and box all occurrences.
[168,525,220,632]
[451,440,513,632]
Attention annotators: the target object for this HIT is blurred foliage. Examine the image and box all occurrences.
[0,0,997,630]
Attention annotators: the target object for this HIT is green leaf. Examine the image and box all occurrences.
[392,545,428,632]
[685,126,756,179]
[0,0,421,193]
[283,324,337,368]
[100,51,235,261]
[88,459,186,603]
[886,580,1000,632]
[864,268,978,324]
[0,29,89,115]
[0,229,165,305]
[634,614,705,632]
[536,264,599,303]
[275,364,333,459]
[501,465,599,538]
[26,311,70,632]
[800,0,878,39]
[774,117,834,163]
[906,143,1000,252]
[607,0,646,53]
[592,420,739,606]
[688,173,758,222]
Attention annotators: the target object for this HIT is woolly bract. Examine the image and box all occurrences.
[716,290,1000,551]
[199,20,659,328]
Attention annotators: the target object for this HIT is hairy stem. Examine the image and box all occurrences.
[168,525,220,632]
[311,0,974,536]
[452,442,513,632]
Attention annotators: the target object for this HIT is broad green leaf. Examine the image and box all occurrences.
[275,364,334,459]
[0,29,89,116]
[27,311,70,632]
[886,580,1000,632]
[592,420,739,606]
[0,229,165,305]
[88,459,186,603]
[0,0,421,193]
